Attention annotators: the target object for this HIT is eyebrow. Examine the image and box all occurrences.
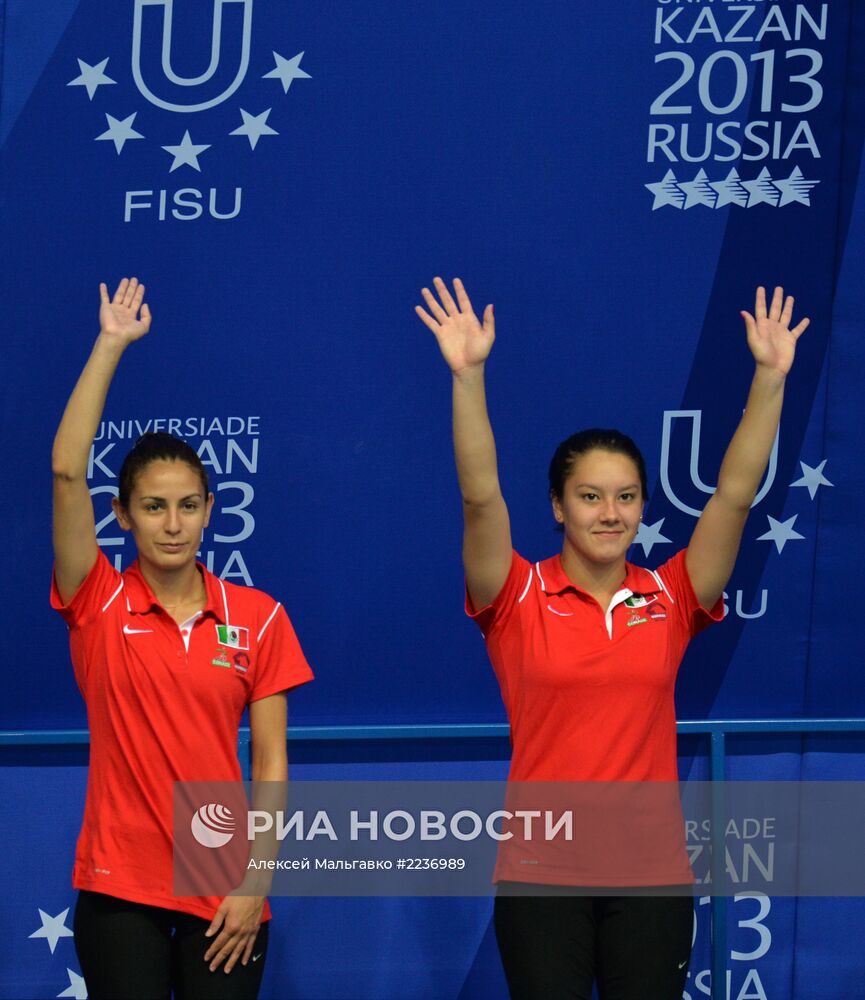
[139,494,203,502]
[573,483,640,491]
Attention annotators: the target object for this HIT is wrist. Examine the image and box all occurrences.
[752,364,787,390]
[452,362,486,382]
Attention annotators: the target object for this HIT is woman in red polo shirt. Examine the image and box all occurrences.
[416,278,808,1000]
[52,278,313,999]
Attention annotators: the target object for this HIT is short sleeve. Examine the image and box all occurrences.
[465,550,534,637]
[249,603,314,703]
[50,550,122,628]
[652,549,724,637]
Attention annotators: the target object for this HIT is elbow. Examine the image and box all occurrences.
[51,444,85,482]
[711,484,753,516]
[462,492,502,513]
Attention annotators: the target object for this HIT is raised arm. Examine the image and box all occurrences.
[52,278,151,603]
[415,277,512,608]
[686,286,809,608]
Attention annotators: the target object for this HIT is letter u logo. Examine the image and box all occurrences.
[659,410,778,517]
[132,0,253,112]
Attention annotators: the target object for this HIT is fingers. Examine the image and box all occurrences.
[791,316,810,339]
[780,294,794,328]
[99,282,110,305]
[420,287,447,324]
[768,285,783,322]
[740,310,756,338]
[433,276,459,316]
[112,277,129,304]
[453,277,474,315]
[241,934,256,967]
[223,938,247,975]
[122,277,139,309]
[140,302,152,330]
[482,303,495,336]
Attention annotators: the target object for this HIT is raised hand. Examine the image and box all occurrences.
[740,286,809,377]
[415,277,494,375]
[99,277,151,345]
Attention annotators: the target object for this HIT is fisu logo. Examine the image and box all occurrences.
[67,0,311,221]
[659,409,778,517]
[132,0,253,113]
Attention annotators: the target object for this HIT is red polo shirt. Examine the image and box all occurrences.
[468,548,722,886]
[52,551,313,920]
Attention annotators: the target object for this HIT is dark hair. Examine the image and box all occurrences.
[548,428,648,501]
[117,432,209,508]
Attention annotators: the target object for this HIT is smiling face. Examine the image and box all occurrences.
[551,448,644,570]
[112,459,214,573]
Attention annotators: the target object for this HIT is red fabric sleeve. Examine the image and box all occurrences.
[249,603,314,703]
[465,550,534,637]
[50,550,122,628]
[653,549,724,637]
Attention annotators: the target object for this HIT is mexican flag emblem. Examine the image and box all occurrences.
[216,624,249,650]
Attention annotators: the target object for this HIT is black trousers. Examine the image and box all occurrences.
[494,884,693,1000]
[73,890,269,1000]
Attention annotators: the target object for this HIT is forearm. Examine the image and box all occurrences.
[52,334,126,480]
[452,365,502,508]
[239,750,287,894]
[715,366,785,510]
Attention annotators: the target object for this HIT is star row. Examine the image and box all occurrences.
[68,52,310,101]
[646,167,819,210]
[634,460,832,557]
[92,112,279,169]
[68,52,310,170]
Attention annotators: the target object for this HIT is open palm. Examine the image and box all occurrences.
[415,277,494,374]
[99,277,151,344]
[741,286,809,376]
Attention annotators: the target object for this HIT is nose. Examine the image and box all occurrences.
[164,507,182,535]
[599,500,620,523]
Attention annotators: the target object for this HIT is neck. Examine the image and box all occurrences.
[560,545,627,604]
[138,560,205,609]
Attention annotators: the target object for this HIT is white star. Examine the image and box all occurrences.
[790,459,833,500]
[709,168,749,208]
[263,51,311,94]
[162,130,211,172]
[773,166,820,207]
[757,514,805,554]
[57,968,87,999]
[634,518,673,558]
[95,112,144,154]
[678,169,717,209]
[230,108,279,150]
[67,57,116,100]
[29,908,74,954]
[742,167,780,208]
[645,170,685,210]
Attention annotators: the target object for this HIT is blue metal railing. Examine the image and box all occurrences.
[3,718,865,999]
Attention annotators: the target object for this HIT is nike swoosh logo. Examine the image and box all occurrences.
[123,625,153,635]
[251,953,262,963]
[678,960,688,969]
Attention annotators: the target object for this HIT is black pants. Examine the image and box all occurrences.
[494,884,693,1000]
[73,890,269,1000]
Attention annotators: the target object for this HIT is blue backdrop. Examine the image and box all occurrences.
[2,1,864,997]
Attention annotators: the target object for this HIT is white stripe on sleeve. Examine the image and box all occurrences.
[257,602,282,642]
[102,580,124,613]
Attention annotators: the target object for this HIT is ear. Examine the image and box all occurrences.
[203,492,215,528]
[111,496,133,532]
[551,495,564,523]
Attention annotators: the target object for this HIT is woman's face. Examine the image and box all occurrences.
[112,459,213,572]
[552,449,644,567]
